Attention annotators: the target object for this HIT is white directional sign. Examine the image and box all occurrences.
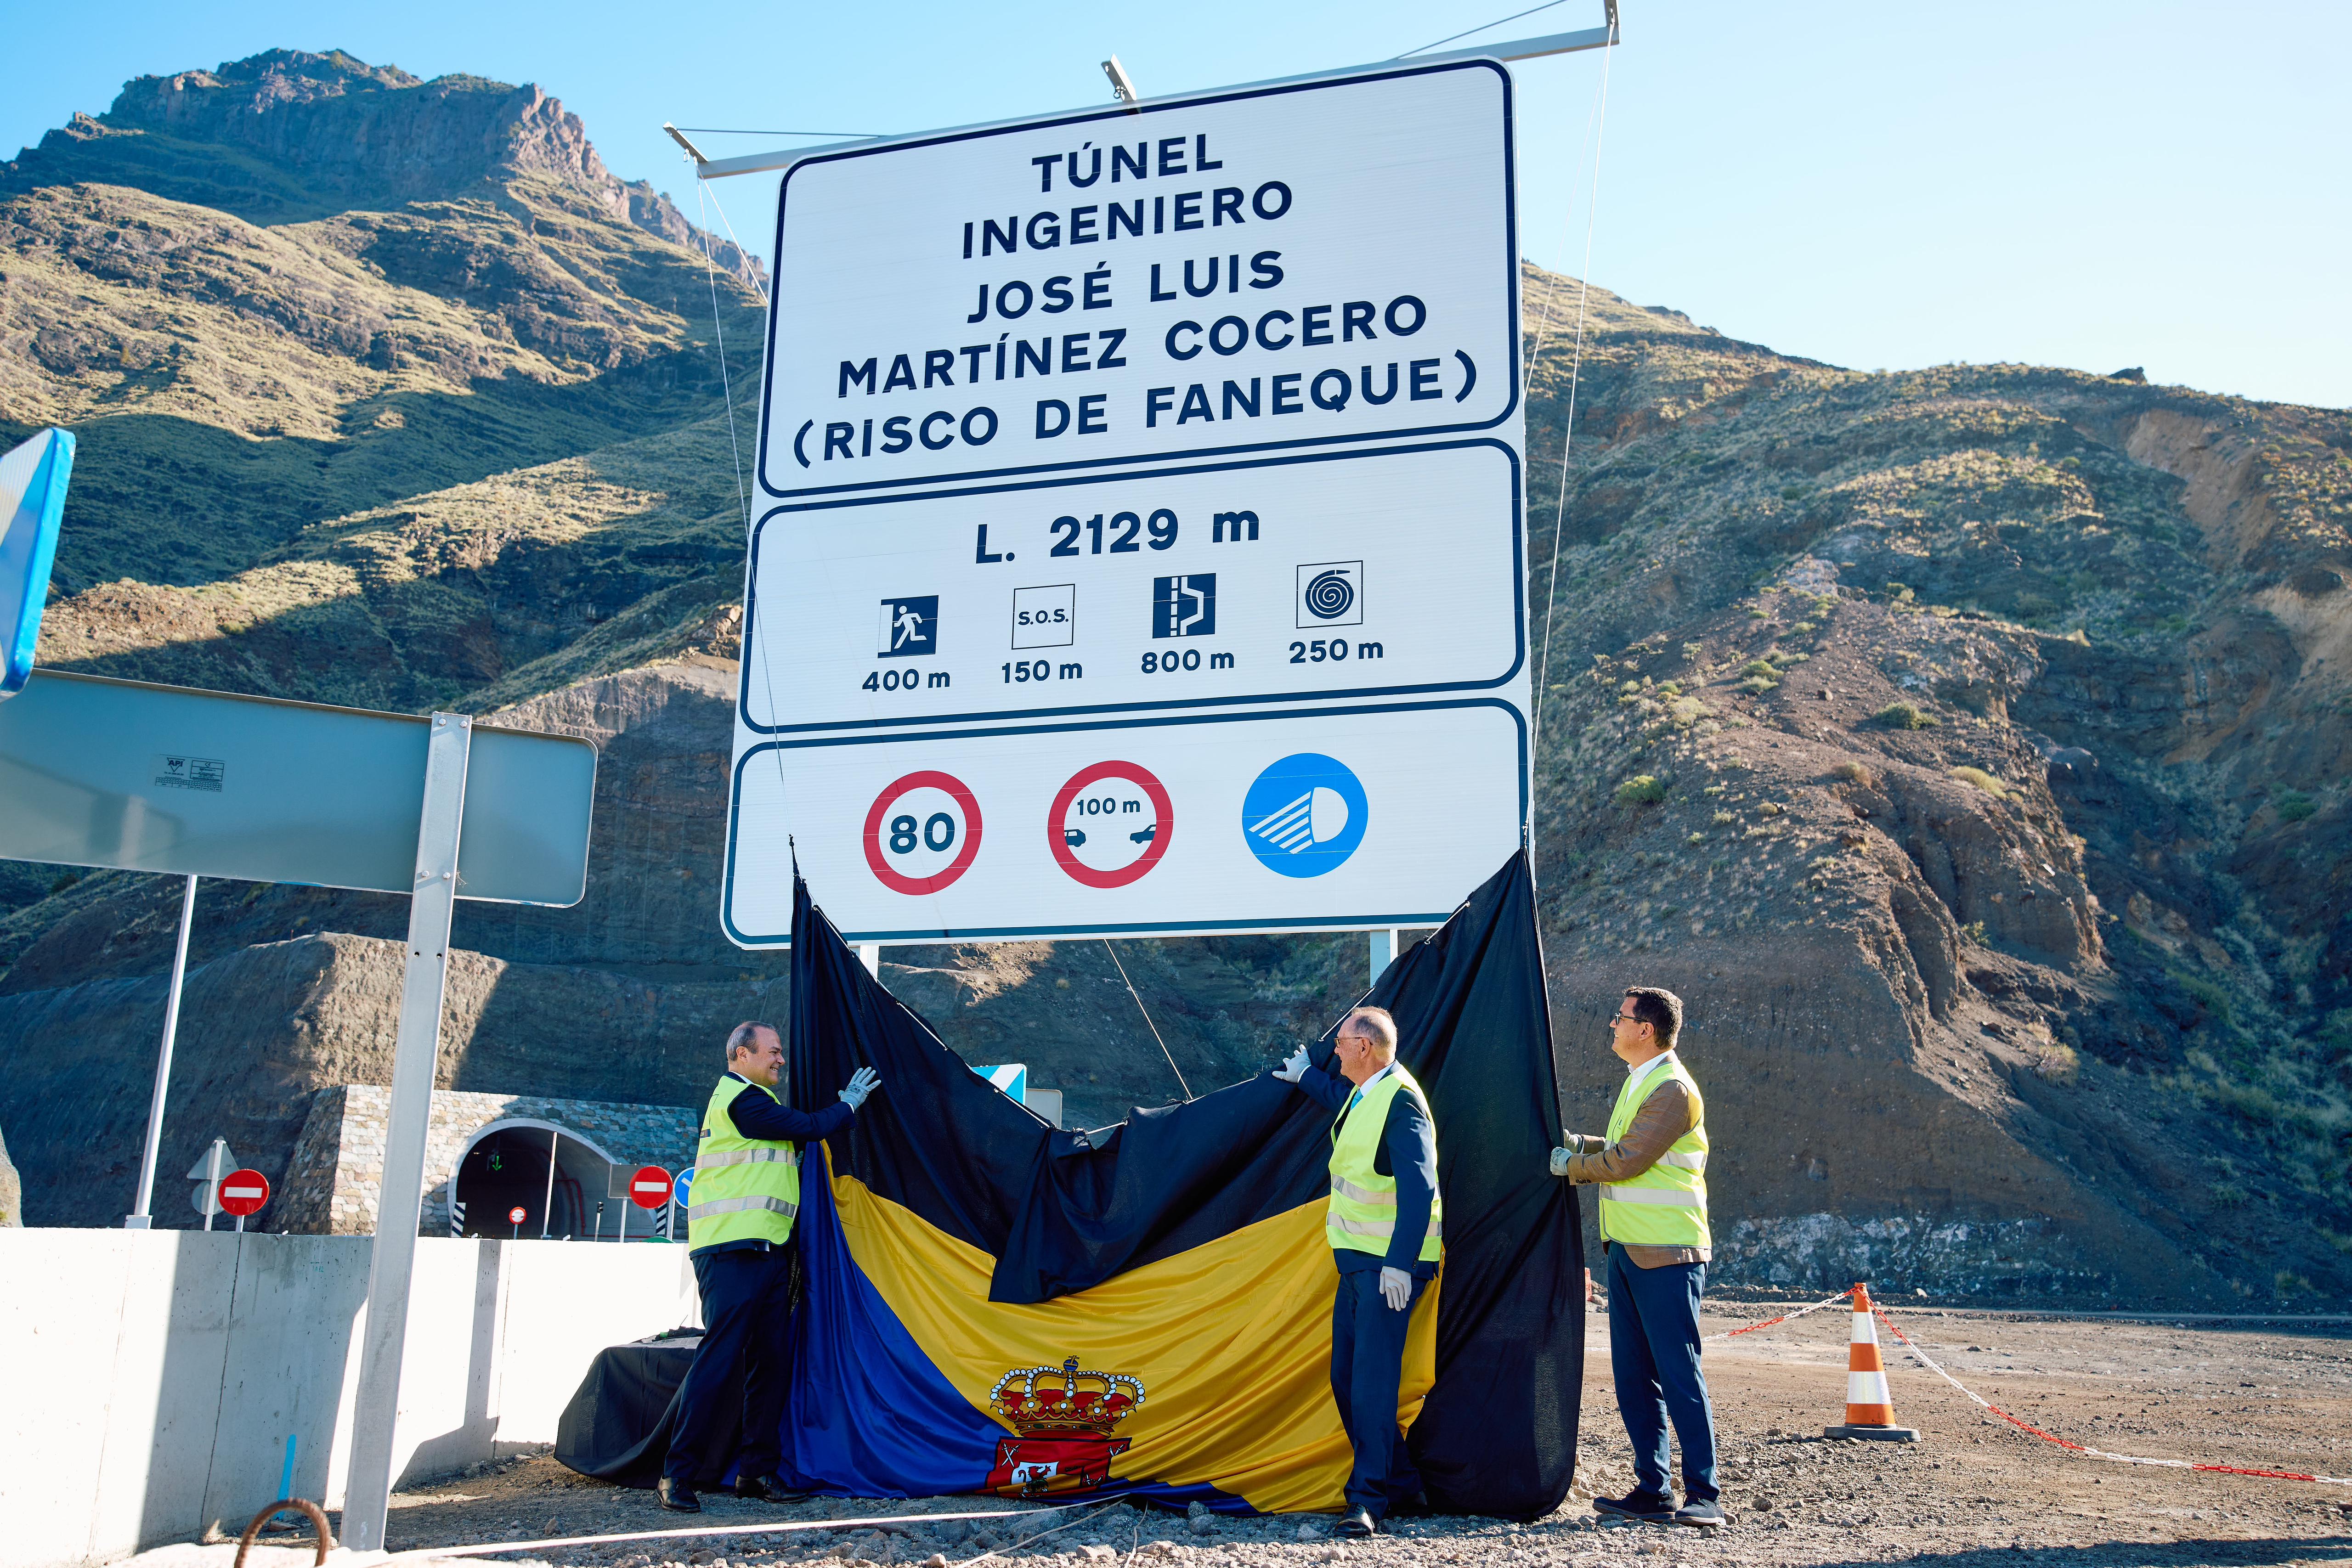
[740,441,1523,733]
[755,61,1518,497]
[725,56,1531,947]
[724,700,1525,944]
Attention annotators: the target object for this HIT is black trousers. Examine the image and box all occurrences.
[1328,1263,1430,1515]
[666,1246,792,1485]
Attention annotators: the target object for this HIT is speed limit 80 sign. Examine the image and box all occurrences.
[861,771,983,894]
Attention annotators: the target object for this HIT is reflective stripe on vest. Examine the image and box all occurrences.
[697,1146,799,1169]
[689,1194,801,1221]
[1324,1062,1443,1261]
[1595,1054,1711,1249]
[688,1075,804,1252]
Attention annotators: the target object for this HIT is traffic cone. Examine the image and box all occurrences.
[1824,1283,1919,1442]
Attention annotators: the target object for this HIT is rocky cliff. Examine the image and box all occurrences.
[0,51,2346,1304]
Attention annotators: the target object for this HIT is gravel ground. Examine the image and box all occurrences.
[354,1307,2352,1568]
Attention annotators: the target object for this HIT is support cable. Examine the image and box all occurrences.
[1527,27,1613,773]
[1397,0,1571,58]
[1103,939,1192,1100]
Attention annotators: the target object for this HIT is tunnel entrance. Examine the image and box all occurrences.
[453,1124,595,1238]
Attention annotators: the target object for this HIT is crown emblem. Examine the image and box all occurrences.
[989,1357,1145,1438]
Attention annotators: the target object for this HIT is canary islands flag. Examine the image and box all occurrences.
[768,853,1579,1517]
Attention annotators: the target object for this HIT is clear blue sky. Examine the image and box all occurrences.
[7,1,2346,408]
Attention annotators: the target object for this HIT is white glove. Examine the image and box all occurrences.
[1380,1266,1412,1311]
[1548,1146,1573,1178]
[838,1066,881,1110]
[1272,1045,1310,1083]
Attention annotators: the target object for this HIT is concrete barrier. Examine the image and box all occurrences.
[0,1230,698,1568]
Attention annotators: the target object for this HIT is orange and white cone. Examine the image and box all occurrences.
[1824,1283,1919,1442]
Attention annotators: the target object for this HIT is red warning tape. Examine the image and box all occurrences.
[1866,1303,2351,1487]
[1709,1288,1853,1341]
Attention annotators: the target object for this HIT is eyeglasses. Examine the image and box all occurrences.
[1605,1010,1642,1027]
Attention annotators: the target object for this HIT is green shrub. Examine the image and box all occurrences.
[1951,765,2009,798]
[1790,620,1819,634]
[1614,775,1667,807]
[1873,702,1939,729]
[2211,1182,2248,1207]
[1832,761,1876,787]
[48,870,79,895]
[2276,791,2316,824]
[1885,581,1914,602]
[1739,676,1779,695]
[1741,659,1779,679]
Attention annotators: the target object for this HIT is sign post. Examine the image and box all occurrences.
[125,873,199,1230]
[341,711,470,1549]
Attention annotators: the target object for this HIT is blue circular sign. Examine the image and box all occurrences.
[1241,753,1368,877]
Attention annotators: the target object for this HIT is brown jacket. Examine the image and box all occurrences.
[1555,1074,1711,1269]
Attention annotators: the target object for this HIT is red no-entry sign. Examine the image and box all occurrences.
[508,1206,528,1226]
[628,1166,674,1210]
[218,1169,270,1217]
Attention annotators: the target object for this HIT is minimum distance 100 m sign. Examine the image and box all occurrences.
[756,60,1517,497]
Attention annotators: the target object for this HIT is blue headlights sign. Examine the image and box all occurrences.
[1241,753,1368,877]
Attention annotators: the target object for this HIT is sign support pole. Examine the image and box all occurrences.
[124,873,198,1229]
[1368,929,1398,985]
[342,712,472,1551]
[858,943,881,977]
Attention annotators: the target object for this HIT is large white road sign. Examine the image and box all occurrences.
[724,701,1525,945]
[741,441,1522,733]
[756,60,1517,498]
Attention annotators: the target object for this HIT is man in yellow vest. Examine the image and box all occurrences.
[1550,987,1719,1529]
[1273,1005,1441,1539]
[660,1021,881,1513]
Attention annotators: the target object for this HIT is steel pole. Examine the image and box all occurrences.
[341,712,472,1551]
[1368,929,1398,985]
[540,1129,559,1239]
[124,874,198,1229]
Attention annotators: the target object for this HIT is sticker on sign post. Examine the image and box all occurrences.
[861,770,984,894]
[1050,761,1173,887]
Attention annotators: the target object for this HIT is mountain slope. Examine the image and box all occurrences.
[0,54,2346,1303]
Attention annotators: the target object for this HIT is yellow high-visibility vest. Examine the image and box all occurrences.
[1325,1063,1443,1262]
[687,1075,802,1252]
[1595,1054,1710,1248]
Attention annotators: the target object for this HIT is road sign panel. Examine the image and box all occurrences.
[739,441,1521,733]
[0,670,596,904]
[755,60,1516,500]
[508,1206,528,1226]
[218,1169,270,1217]
[628,1166,674,1210]
[1,428,72,702]
[724,699,1523,944]
[674,1167,695,1209]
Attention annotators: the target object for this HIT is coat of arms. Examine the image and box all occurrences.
[984,1356,1145,1496]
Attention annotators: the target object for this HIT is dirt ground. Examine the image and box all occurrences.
[351,1306,2352,1568]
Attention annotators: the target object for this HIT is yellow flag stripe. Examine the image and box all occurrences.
[829,1159,1440,1515]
